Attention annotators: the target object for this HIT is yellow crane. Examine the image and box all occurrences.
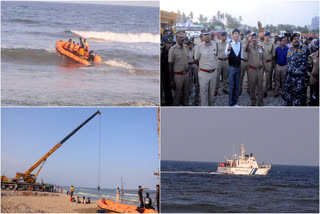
[1,110,101,191]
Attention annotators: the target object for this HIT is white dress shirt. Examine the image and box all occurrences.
[225,39,243,59]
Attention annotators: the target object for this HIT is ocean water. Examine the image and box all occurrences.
[1,1,160,106]
[60,186,157,206]
[161,160,319,213]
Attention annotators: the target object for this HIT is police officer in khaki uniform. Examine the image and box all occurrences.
[246,32,267,106]
[215,31,229,95]
[262,31,274,97]
[168,30,189,106]
[240,30,251,95]
[194,27,218,106]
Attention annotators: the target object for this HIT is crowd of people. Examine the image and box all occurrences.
[161,28,319,106]
[67,185,91,204]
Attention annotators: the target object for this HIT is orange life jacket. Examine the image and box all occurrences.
[74,44,79,52]
[69,42,75,51]
[64,42,70,49]
[78,47,84,56]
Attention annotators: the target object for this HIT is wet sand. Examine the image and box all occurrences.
[1,190,98,213]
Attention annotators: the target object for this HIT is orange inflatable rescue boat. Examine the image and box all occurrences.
[97,199,157,213]
[56,40,102,65]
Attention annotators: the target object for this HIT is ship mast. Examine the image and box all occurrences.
[240,144,245,160]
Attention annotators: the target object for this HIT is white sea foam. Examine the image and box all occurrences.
[103,60,135,73]
[77,192,99,197]
[71,30,159,44]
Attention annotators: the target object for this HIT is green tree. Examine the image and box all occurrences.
[182,12,187,23]
[217,10,221,21]
[204,16,208,24]
[189,12,193,21]
[198,14,204,24]
[221,13,225,23]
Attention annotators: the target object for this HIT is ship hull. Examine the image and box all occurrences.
[217,167,270,175]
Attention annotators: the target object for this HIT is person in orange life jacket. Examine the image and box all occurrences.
[84,39,89,52]
[64,39,72,49]
[78,47,85,58]
[68,41,75,52]
[73,43,80,54]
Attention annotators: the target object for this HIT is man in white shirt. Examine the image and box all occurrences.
[225,29,243,106]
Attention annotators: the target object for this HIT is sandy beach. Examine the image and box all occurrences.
[1,190,98,213]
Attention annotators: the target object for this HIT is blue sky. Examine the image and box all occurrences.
[1,107,159,190]
[162,108,319,166]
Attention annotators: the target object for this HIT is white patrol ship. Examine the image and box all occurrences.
[217,144,271,175]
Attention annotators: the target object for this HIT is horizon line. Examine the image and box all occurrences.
[161,159,319,167]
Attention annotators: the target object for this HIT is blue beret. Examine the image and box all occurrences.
[251,32,257,37]
[245,30,251,35]
[220,31,227,36]
[264,31,271,36]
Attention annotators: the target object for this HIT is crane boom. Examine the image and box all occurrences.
[15,110,101,183]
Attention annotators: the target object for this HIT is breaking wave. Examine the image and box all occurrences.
[2,47,62,65]
[70,30,159,44]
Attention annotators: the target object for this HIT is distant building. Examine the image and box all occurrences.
[307,25,312,31]
[311,16,319,30]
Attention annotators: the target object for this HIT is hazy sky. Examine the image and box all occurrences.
[161,0,319,27]
[6,0,159,7]
[162,108,319,166]
[2,108,159,190]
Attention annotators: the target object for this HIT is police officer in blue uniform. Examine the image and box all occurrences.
[283,33,310,106]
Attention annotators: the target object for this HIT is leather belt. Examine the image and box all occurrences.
[200,68,216,73]
[266,59,272,63]
[249,65,263,70]
[188,62,194,65]
[218,57,228,61]
[241,59,248,62]
[174,71,188,75]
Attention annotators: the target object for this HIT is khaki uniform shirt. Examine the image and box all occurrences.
[168,43,188,73]
[194,41,217,70]
[247,45,264,69]
[217,41,228,59]
[262,41,274,61]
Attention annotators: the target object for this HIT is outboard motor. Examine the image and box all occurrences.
[89,51,96,62]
